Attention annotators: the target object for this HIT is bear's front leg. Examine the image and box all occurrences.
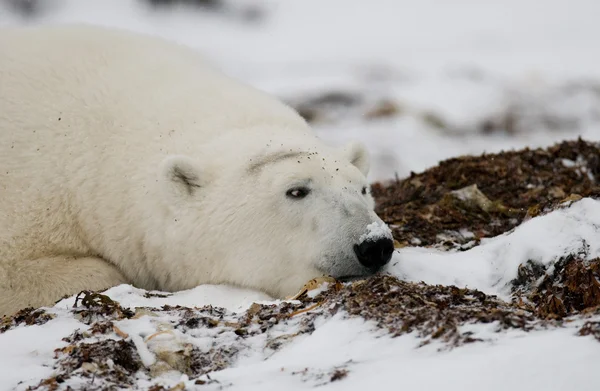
[0,256,129,317]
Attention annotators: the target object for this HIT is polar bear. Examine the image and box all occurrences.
[0,24,394,316]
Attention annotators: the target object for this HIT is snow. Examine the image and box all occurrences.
[3,307,599,390]
[54,283,272,313]
[207,318,598,391]
[359,221,393,243]
[2,1,600,390]
[390,198,600,299]
[0,316,83,388]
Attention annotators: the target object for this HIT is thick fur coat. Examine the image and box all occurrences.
[0,25,392,316]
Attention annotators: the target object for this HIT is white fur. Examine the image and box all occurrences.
[0,24,387,316]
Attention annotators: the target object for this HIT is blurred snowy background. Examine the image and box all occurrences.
[2,0,600,181]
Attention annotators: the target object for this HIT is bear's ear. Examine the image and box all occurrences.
[342,142,370,176]
[159,155,209,204]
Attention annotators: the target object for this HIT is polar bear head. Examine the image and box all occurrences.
[156,135,394,298]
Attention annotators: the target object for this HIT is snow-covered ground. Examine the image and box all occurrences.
[3,199,600,390]
[3,299,599,391]
[1,1,600,390]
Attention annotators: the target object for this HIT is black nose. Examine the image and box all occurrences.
[354,237,394,270]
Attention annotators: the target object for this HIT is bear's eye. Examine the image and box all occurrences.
[361,186,368,195]
[286,187,311,200]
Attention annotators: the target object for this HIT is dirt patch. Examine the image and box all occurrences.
[143,0,264,22]
[144,292,172,299]
[372,139,600,249]
[287,82,600,135]
[476,82,600,136]
[512,255,600,319]
[1,307,55,333]
[287,90,402,124]
[579,320,600,341]
[288,365,351,386]
[28,339,142,390]
[155,276,552,353]
[307,275,541,348]
[72,291,134,324]
[330,368,349,382]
